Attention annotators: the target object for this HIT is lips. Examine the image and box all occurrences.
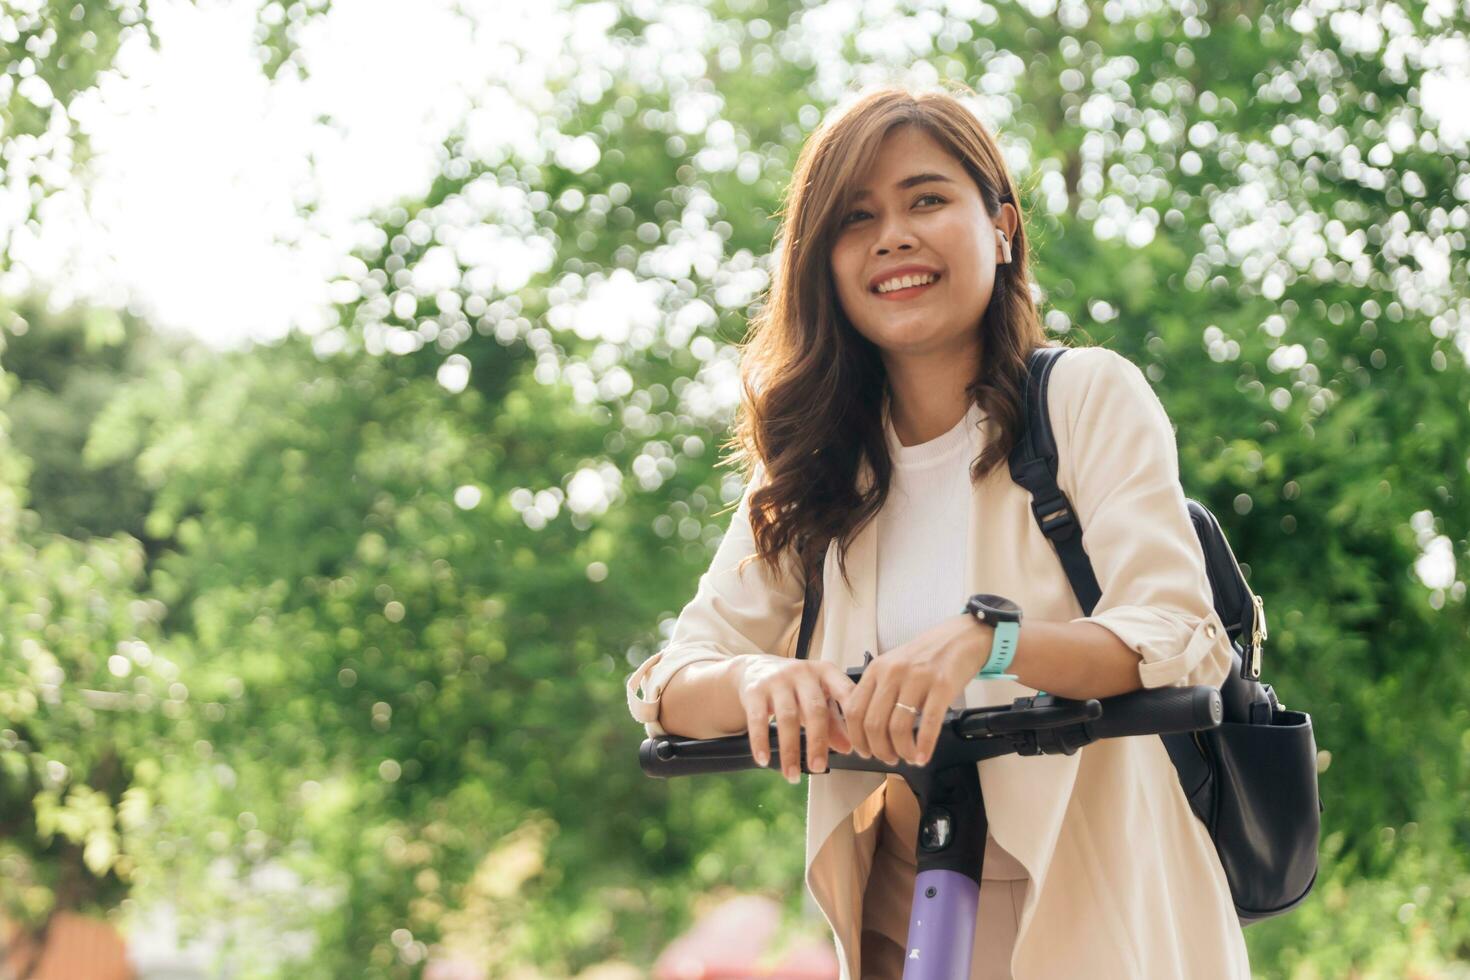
[869,265,943,294]
[872,273,941,299]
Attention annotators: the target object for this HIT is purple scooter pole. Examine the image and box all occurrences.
[903,869,980,977]
[891,750,991,978]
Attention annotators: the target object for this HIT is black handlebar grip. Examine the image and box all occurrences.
[640,733,773,778]
[1086,686,1222,739]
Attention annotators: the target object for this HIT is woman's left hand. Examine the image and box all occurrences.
[841,613,989,767]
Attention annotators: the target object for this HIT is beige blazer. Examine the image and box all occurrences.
[627,346,1252,979]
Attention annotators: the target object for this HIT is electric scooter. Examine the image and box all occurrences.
[640,659,1225,978]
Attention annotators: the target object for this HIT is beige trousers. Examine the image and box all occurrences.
[859,775,1028,980]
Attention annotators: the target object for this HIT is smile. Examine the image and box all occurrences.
[872,273,941,300]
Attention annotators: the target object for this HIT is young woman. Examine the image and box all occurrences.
[627,85,1250,979]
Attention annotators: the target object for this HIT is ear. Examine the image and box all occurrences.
[995,202,1019,263]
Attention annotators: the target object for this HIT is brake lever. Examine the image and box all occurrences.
[843,650,875,685]
[958,695,1102,737]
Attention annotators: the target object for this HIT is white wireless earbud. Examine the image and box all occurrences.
[997,230,1012,264]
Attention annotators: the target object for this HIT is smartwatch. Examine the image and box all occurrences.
[964,593,1022,682]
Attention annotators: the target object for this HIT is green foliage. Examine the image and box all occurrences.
[0,333,172,929]
[0,298,178,543]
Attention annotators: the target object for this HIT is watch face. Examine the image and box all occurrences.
[970,593,1022,619]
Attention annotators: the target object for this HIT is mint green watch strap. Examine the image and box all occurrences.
[977,619,1020,681]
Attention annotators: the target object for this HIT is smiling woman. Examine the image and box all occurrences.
[628,83,1248,980]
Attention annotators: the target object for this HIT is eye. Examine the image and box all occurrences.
[839,193,946,228]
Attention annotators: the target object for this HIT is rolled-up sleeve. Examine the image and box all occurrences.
[625,465,806,737]
[1051,347,1234,690]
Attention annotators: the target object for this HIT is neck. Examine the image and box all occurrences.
[884,350,980,447]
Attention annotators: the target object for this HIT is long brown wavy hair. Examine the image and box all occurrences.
[727,83,1058,598]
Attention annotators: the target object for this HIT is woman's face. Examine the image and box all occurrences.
[829,124,1010,368]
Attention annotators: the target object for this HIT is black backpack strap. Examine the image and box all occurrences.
[795,573,820,660]
[1007,347,1104,616]
[1012,348,1218,819]
[793,538,822,660]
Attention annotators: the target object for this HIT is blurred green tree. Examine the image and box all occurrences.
[0,299,179,544]
[0,0,331,969]
[0,323,174,951]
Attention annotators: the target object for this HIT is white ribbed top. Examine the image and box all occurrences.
[875,399,985,711]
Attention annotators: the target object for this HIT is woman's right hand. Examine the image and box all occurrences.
[736,656,856,783]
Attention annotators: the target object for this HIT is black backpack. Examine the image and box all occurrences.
[794,345,1321,925]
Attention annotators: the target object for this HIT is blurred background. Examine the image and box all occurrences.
[0,0,1467,976]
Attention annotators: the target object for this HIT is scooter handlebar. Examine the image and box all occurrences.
[640,685,1222,779]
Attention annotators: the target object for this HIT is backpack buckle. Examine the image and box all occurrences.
[1031,495,1078,540]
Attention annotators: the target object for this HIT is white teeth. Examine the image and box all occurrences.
[876,273,938,293]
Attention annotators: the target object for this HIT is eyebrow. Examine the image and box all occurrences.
[850,172,956,200]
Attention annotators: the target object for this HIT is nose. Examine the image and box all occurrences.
[873,212,918,257]
[876,241,914,256]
